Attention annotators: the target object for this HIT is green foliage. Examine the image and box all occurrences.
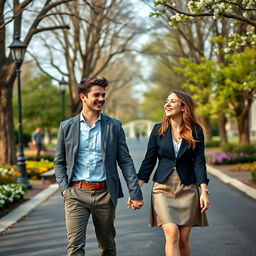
[140,34,187,121]
[205,140,220,148]
[251,170,256,181]
[14,130,31,147]
[13,74,66,133]
[174,58,217,117]
[26,154,55,162]
[141,85,168,122]
[217,47,256,106]
[222,144,256,155]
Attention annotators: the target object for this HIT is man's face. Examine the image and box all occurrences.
[80,85,106,113]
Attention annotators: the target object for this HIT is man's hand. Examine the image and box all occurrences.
[127,197,144,210]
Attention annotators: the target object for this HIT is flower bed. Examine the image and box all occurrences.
[26,160,54,180]
[0,184,26,208]
[0,166,20,185]
[229,162,256,172]
[207,152,256,165]
[0,160,53,210]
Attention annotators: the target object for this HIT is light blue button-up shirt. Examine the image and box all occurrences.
[72,112,105,182]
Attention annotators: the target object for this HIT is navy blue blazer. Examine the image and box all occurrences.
[138,123,209,185]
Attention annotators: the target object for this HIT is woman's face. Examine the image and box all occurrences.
[164,93,184,117]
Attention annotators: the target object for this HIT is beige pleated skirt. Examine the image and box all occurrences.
[149,169,208,227]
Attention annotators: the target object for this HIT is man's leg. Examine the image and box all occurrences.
[91,189,116,256]
[36,143,42,156]
[65,187,91,256]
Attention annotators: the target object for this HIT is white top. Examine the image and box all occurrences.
[172,139,182,158]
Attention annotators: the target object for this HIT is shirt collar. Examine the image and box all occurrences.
[80,112,102,123]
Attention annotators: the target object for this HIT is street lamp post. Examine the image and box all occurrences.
[9,33,31,188]
[59,77,68,120]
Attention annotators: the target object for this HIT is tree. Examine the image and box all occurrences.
[140,1,216,139]
[151,0,256,49]
[13,74,64,135]
[217,47,256,145]
[174,46,256,145]
[174,58,216,140]
[0,0,73,165]
[145,0,254,143]
[29,0,146,116]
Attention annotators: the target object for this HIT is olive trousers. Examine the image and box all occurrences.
[64,187,116,256]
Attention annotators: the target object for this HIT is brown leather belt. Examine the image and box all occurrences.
[71,181,107,190]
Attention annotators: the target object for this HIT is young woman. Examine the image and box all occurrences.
[137,90,210,256]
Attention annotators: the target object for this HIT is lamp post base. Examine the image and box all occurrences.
[17,154,32,189]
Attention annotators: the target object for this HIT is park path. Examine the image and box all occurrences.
[0,138,256,256]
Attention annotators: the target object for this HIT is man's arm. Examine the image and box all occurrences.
[54,123,69,194]
[116,121,143,208]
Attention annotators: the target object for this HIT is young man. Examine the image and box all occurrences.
[54,77,143,256]
[32,127,45,157]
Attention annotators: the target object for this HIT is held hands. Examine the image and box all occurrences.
[127,197,144,210]
[126,179,145,210]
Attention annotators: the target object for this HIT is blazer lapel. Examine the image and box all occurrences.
[72,114,80,161]
[177,138,189,159]
[100,114,110,160]
[162,127,176,159]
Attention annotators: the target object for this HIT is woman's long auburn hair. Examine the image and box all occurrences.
[158,90,203,149]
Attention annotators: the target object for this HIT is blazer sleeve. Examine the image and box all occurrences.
[54,122,69,193]
[116,121,143,201]
[193,126,209,185]
[137,124,159,183]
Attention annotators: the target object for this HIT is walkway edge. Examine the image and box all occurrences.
[0,184,59,234]
[207,164,256,200]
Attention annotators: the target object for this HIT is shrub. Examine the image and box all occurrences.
[14,130,31,147]
[222,144,256,154]
[205,140,220,148]
[26,154,55,162]
[251,170,256,181]
[0,184,27,208]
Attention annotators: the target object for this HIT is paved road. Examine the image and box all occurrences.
[0,138,256,256]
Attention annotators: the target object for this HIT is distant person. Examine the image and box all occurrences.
[136,130,140,141]
[54,77,143,256]
[136,90,210,256]
[32,128,45,157]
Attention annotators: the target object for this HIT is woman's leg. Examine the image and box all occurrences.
[178,226,192,256]
[162,223,180,256]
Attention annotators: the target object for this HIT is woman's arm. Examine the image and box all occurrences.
[137,124,159,183]
[193,126,209,185]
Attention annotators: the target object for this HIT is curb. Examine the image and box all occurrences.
[207,164,256,200]
[0,184,59,234]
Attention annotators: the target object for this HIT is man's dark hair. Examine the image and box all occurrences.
[78,77,108,95]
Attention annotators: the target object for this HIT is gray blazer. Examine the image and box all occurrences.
[54,114,143,206]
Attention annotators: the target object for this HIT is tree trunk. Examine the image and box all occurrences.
[0,82,16,165]
[217,113,228,146]
[200,116,212,141]
[237,110,250,145]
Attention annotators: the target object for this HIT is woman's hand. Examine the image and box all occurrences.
[200,191,210,213]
